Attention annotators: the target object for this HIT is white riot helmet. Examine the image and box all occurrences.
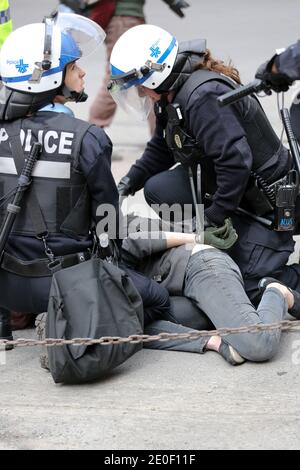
[0,12,105,120]
[108,24,179,120]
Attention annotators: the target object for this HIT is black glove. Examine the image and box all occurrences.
[161,0,190,18]
[255,57,293,93]
[117,176,135,197]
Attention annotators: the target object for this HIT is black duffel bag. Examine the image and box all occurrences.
[46,258,144,384]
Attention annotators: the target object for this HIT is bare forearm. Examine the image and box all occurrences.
[165,232,196,249]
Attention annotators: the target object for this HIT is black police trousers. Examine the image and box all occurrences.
[0,265,175,325]
[0,269,52,314]
[143,164,300,304]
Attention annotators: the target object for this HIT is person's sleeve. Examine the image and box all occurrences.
[79,126,120,241]
[123,267,172,326]
[121,232,168,267]
[275,41,300,80]
[126,120,175,192]
[187,82,253,225]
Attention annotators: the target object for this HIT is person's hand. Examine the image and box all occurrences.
[255,58,293,93]
[117,176,135,197]
[162,0,190,18]
[203,218,238,250]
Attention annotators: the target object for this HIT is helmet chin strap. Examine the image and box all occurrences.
[61,85,88,103]
[71,90,88,103]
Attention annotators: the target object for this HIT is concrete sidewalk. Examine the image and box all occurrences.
[1,328,300,450]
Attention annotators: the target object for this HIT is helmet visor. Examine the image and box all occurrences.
[54,12,106,58]
[109,83,152,121]
[0,82,6,104]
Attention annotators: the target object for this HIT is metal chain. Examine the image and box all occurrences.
[1,319,300,348]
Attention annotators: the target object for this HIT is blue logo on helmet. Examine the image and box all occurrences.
[15,59,29,74]
[150,46,161,58]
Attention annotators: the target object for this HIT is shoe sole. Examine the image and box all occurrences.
[228,345,246,364]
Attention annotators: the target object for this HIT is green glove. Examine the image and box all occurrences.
[203,218,238,250]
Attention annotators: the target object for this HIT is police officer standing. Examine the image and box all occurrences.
[0,13,119,344]
[108,24,300,303]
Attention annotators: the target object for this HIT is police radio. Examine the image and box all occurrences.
[273,108,300,231]
[273,171,298,231]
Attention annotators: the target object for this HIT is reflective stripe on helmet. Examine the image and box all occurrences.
[2,30,81,84]
[110,35,177,90]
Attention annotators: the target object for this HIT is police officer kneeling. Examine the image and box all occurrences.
[0,13,119,345]
[109,24,300,303]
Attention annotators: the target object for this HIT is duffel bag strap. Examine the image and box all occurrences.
[1,251,91,277]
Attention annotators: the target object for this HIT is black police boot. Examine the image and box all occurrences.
[0,308,13,350]
[259,277,300,319]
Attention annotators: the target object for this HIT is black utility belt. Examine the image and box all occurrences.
[1,251,91,277]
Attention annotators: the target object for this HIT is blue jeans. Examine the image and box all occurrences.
[145,249,288,362]
[144,164,300,304]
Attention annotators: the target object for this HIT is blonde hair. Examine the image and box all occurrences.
[195,49,241,84]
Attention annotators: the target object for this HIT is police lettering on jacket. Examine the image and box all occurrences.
[0,113,92,239]
[0,126,74,155]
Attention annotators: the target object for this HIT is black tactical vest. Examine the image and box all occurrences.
[0,112,92,240]
[164,69,291,185]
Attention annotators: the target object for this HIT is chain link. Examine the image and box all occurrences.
[1,319,300,348]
